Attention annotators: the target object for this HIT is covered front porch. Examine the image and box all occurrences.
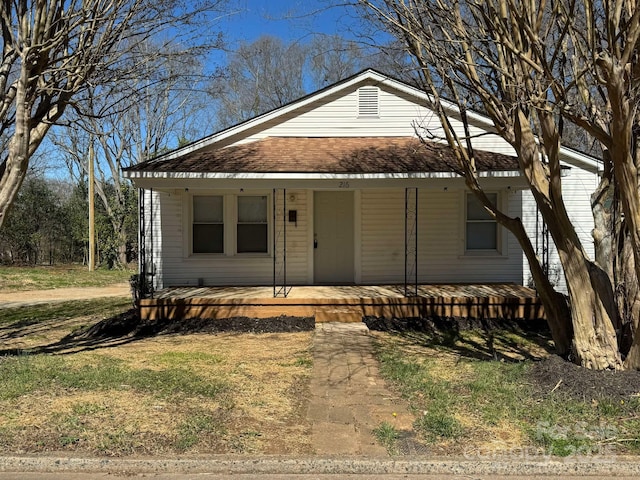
[138,283,546,323]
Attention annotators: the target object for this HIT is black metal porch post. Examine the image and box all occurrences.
[273,188,288,297]
[404,187,418,296]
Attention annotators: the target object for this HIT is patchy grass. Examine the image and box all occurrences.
[372,328,640,458]
[0,297,131,327]
[0,298,132,353]
[0,299,313,456]
[0,264,133,292]
[373,421,400,455]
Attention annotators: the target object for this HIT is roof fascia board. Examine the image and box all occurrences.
[131,176,529,192]
[124,170,523,181]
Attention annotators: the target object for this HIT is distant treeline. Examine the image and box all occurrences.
[0,175,137,268]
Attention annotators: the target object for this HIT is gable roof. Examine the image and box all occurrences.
[124,69,601,178]
[126,136,519,174]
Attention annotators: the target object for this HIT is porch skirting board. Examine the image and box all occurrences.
[137,284,545,323]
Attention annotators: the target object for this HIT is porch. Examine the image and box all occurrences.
[138,283,546,323]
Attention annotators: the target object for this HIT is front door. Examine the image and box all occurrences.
[314,191,354,284]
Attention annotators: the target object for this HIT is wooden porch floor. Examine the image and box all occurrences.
[139,283,545,323]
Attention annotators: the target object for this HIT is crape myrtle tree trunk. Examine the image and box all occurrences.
[358,0,640,369]
[0,0,225,232]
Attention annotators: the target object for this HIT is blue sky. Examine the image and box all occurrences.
[44,1,375,178]
[219,0,363,49]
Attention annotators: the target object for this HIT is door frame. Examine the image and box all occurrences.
[307,189,361,285]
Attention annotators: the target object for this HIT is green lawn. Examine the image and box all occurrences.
[0,265,134,291]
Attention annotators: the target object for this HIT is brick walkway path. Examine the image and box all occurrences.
[306,322,415,456]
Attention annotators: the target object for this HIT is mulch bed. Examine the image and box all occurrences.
[528,354,640,401]
[66,309,314,343]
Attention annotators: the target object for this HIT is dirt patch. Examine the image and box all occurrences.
[529,354,640,401]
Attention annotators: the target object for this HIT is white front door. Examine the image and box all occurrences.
[314,191,355,284]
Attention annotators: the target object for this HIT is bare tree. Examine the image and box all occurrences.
[357,0,640,369]
[210,33,406,129]
[210,35,308,128]
[52,40,213,267]
[309,34,368,87]
[0,0,225,231]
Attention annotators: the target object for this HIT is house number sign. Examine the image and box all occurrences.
[338,181,350,188]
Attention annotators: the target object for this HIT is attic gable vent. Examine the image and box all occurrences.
[358,86,379,117]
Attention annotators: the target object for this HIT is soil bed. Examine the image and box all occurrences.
[529,354,640,400]
[68,310,314,343]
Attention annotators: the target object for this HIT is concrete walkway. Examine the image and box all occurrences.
[307,322,416,456]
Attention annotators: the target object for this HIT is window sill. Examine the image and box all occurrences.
[459,251,508,259]
[186,253,271,259]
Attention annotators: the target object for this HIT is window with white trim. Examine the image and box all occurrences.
[465,192,498,252]
[237,195,268,253]
[193,195,224,254]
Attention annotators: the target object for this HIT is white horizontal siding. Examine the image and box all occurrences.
[360,188,523,285]
[521,166,598,293]
[152,189,309,287]
[360,190,405,283]
[231,82,516,157]
[147,181,597,290]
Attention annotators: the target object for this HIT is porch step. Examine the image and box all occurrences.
[315,306,363,323]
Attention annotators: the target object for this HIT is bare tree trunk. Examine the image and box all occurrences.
[117,227,128,267]
[561,243,622,369]
[503,215,573,355]
[517,111,622,370]
[542,197,621,369]
[618,224,640,368]
[592,169,640,367]
[0,65,31,229]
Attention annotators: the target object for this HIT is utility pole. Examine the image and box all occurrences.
[88,140,95,271]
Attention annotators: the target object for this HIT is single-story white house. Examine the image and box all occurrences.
[124,69,599,298]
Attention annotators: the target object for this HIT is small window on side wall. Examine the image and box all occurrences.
[237,195,268,253]
[193,195,224,254]
[466,193,498,252]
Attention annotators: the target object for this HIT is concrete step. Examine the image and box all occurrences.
[315,307,363,323]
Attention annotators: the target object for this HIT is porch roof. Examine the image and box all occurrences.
[126,137,520,175]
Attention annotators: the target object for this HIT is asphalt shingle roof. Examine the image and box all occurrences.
[128,137,519,174]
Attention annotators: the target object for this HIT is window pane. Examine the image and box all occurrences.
[238,196,267,223]
[466,193,497,220]
[237,224,268,253]
[466,222,497,250]
[193,224,224,253]
[194,196,223,222]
